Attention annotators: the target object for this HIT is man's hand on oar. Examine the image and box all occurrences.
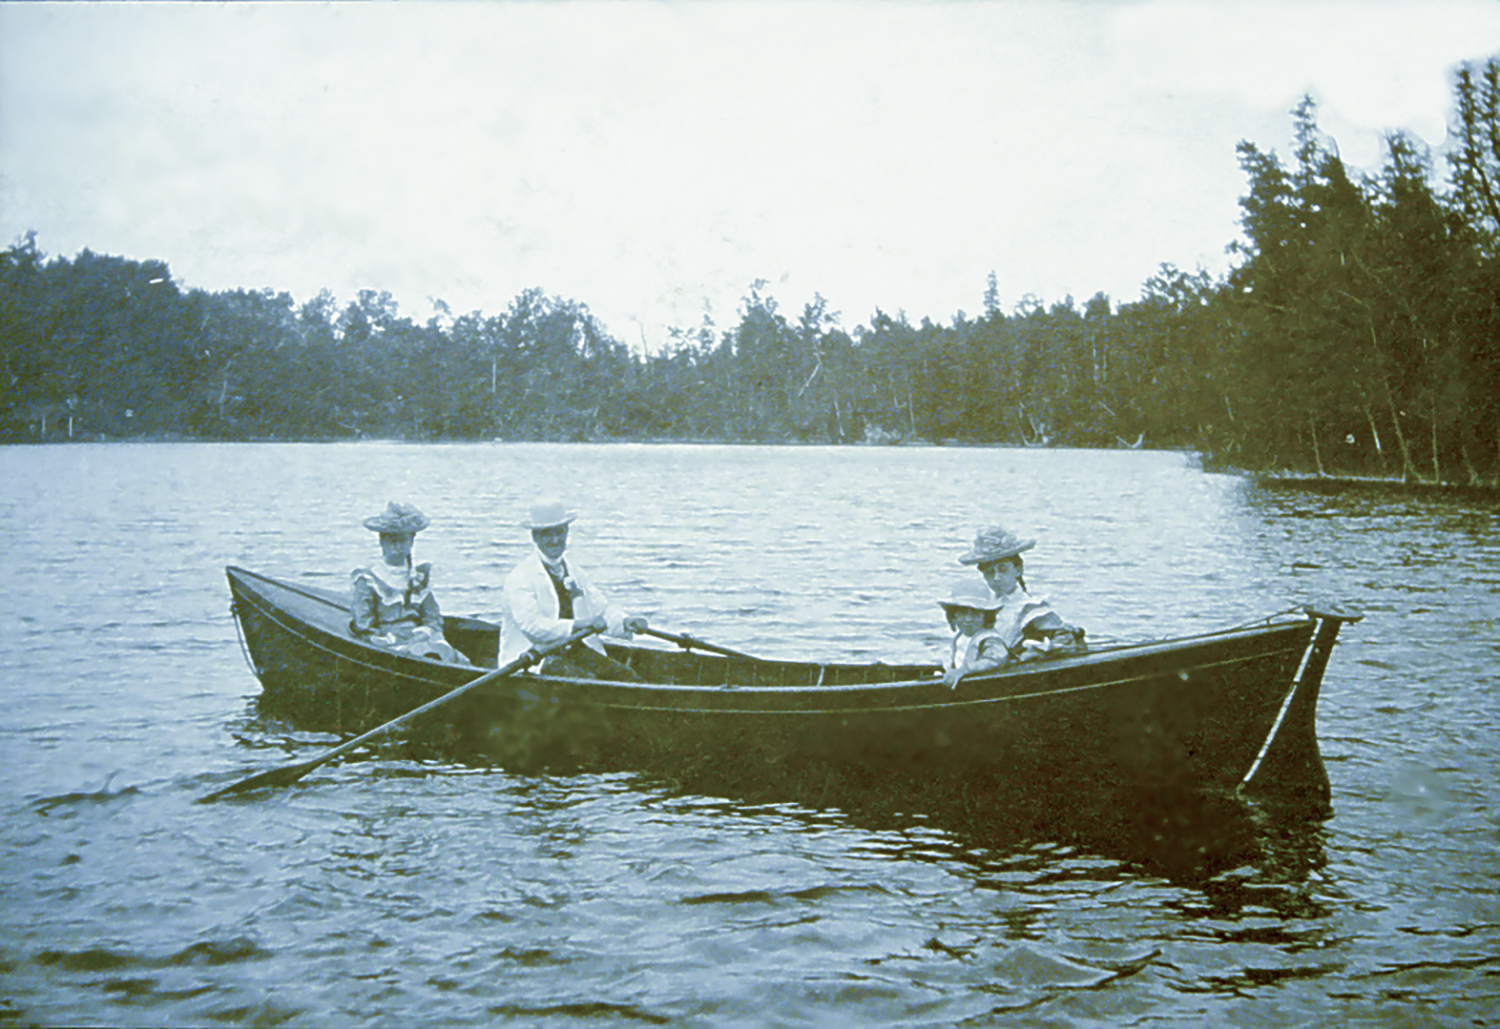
[198,625,602,802]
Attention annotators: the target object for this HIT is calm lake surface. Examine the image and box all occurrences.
[1,442,1496,1027]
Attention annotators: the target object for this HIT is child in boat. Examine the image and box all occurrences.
[350,501,471,665]
[938,581,1009,687]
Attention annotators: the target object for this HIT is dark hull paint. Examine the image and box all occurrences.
[226,567,1348,823]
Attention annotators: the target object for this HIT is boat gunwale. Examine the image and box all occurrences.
[227,565,1318,701]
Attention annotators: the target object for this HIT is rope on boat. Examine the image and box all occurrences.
[230,601,261,677]
[1236,633,1317,791]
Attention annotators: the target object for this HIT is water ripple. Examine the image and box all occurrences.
[0,443,1496,1026]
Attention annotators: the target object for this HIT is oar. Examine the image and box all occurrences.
[639,626,758,661]
[198,625,602,802]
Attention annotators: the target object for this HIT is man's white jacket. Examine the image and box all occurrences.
[499,550,631,665]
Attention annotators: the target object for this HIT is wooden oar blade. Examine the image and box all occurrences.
[198,758,322,802]
[198,624,601,803]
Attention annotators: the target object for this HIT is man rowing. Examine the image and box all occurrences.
[499,500,648,681]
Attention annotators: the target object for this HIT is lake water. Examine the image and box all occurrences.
[1,442,1496,1026]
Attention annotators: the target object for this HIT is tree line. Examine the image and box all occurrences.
[4,59,1498,484]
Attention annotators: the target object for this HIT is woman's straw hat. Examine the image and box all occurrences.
[363,501,430,535]
[521,500,578,530]
[958,525,1036,566]
[937,580,1004,612]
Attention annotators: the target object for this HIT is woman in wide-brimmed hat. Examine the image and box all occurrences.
[350,501,470,665]
[958,525,1084,662]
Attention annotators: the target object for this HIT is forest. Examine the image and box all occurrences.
[3,59,1498,485]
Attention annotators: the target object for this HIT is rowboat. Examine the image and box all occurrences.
[225,566,1360,828]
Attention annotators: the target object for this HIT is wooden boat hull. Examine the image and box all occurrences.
[226,567,1355,820]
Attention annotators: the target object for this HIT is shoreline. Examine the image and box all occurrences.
[7,433,1500,495]
[0,433,1190,451]
[1248,470,1500,500]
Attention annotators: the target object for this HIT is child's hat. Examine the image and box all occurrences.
[938,580,1004,612]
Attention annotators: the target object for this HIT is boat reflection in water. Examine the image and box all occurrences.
[226,566,1353,887]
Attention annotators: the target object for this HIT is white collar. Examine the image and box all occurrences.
[371,558,410,582]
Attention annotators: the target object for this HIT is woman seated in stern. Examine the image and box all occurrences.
[959,525,1086,662]
[350,501,471,665]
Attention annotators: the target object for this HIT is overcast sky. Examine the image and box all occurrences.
[2,1,1496,350]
